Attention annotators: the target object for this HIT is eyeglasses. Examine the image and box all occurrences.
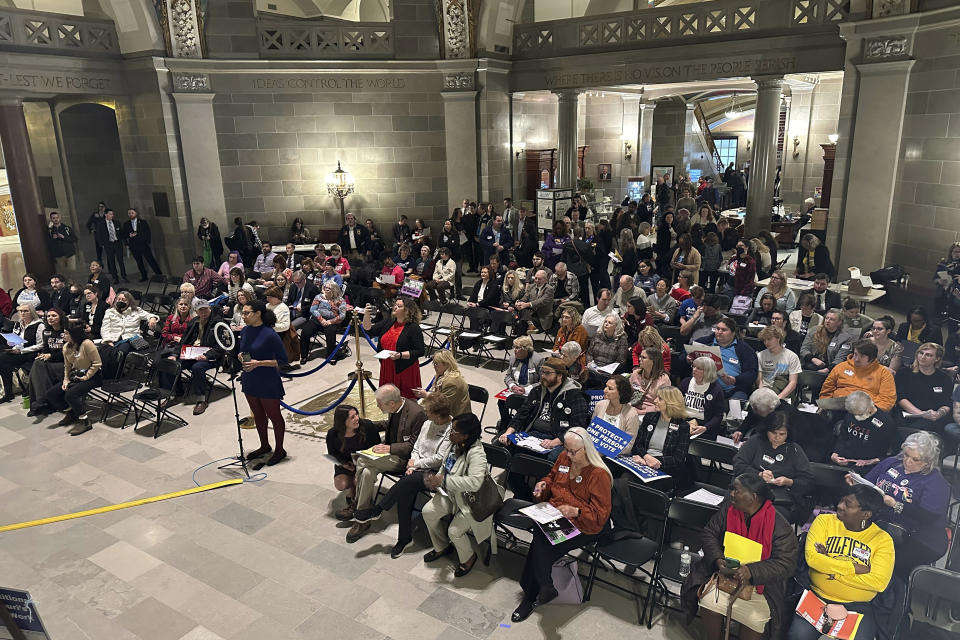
[241,310,252,316]
[770,275,783,281]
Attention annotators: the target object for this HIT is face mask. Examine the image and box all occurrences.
[116,301,127,311]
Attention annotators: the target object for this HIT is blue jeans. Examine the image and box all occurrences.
[787,596,877,640]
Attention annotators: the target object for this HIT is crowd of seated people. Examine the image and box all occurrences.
[4,203,960,638]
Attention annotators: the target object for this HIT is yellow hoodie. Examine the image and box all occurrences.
[820,355,897,411]
[805,513,894,603]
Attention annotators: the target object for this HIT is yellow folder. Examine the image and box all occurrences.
[723,531,763,564]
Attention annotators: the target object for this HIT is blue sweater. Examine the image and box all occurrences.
[694,336,758,398]
[238,324,288,399]
[865,456,950,554]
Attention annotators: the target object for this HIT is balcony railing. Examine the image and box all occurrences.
[0,6,118,56]
[257,15,394,59]
[513,0,856,59]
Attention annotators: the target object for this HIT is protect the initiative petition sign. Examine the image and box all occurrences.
[0,587,49,639]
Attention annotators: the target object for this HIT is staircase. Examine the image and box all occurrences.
[693,103,724,176]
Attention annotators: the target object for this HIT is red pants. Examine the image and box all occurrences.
[246,394,285,452]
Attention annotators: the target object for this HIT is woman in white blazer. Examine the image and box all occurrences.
[422,413,500,578]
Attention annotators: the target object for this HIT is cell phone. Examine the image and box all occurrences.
[240,352,252,363]
[724,557,741,569]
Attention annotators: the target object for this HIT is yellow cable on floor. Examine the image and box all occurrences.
[0,478,243,533]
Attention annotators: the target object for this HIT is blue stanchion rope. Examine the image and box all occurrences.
[280,377,357,416]
[280,323,351,378]
[425,375,436,391]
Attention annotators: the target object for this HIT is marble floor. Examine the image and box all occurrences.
[0,343,702,640]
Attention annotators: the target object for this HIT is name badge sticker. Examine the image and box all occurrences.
[558,465,570,473]
[933,386,943,393]
[729,358,739,365]
[762,454,775,465]
[843,369,854,376]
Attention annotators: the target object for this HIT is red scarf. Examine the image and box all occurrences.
[725,500,776,594]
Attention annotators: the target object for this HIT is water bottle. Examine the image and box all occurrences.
[679,546,692,578]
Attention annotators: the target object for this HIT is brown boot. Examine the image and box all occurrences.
[346,521,371,543]
[335,497,355,521]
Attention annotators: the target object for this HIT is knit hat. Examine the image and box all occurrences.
[541,357,568,376]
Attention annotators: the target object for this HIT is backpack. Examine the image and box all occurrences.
[224,229,242,252]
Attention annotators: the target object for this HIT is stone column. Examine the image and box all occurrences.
[555,90,580,189]
[441,84,480,210]
[170,73,228,231]
[835,59,914,274]
[638,101,654,192]
[0,98,53,279]
[744,76,784,237]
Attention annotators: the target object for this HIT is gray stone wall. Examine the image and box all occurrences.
[651,101,686,185]
[23,102,71,221]
[512,92,557,202]
[211,87,448,246]
[780,76,842,212]
[205,0,260,59]
[582,94,626,199]
[393,0,440,59]
[478,64,511,205]
[889,26,960,287]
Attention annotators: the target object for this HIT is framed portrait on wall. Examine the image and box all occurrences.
[597,163,612,181]
[651,165,675,188]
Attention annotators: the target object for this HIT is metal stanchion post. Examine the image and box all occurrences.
[352,309,366,417]
[448,313,458,357]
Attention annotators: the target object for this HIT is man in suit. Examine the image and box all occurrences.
[123,208,163,282]
[803,273,842,315]
[282,243,302,271]
[337,212,369,257]
[515,269,556,334]
[345,383,426,542]
[478,214,513,264]
[502,197,517,228]
[85,201,107,262]
[101,209,128,282]
[287,270,318,330]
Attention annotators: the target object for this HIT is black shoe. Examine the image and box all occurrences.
[423,545,455,563]
[266,449,287,466]
[68,419,92,436]
[511,598,536,623]
[247,445,272,460]
[139,277,148,283]
[390,539,411,559]
[454,553,478,578]
[353,505,382,523]
[300,357,308,366]
[534,587,558,608]
[56,413,77,427]
[0,395,13,405]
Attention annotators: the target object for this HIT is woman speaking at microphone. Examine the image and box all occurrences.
[238,299,289,467]
[362,296,424,400]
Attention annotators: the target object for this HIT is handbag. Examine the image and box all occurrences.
[550,557,584,604]
[698,572,752,602]
[461,474,503,521]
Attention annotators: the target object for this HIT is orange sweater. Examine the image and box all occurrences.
[540,451,612,535]
[820,356,897,411]
[554,325,589,366]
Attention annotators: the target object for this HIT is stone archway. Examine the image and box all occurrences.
[58,102,128,266]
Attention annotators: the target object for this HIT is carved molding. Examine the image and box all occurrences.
[154,0,206,58]
[172,72,210,92]
[872,0,911,19]
[436,0,479,59]
[864,35,908,60]
[443,72,475,90]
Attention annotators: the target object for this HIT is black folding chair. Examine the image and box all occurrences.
[134,358,188,438]
[796,370,828,404]
[94,351,153,429]
[482,441,511,474]
[688,438,738,486]
[809,462,851,509]
[646,497,719,627]
[468,383,489,425]
[584,482,670,624]
[904,565,960,636]
[493,454,555,553]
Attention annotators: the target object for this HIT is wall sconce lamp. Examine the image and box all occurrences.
[828,133,839,144]
[623,139,633,160]
[515,142,526,158]
[792,136,801,158]
[745,133,753,152]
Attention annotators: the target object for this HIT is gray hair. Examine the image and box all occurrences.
[802,233,820,249]
[375,384,401,405]
[560,341,582,358]
[844,391,875,417]
[601,313,625,340]
[901,431,941,474]
[292,270,306,282]
[748,387,780,414]
[692,356,718,384]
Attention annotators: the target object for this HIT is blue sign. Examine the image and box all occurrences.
[608,456,671,483]
[0,586,48,637]
[586,389,605,415]
[586,417,633,458]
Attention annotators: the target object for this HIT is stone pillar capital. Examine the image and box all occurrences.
[171,72,211,93]
[553,89,581,102]
[752,76,785,91]
[855,59,916,76]
[440,90,479,102]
